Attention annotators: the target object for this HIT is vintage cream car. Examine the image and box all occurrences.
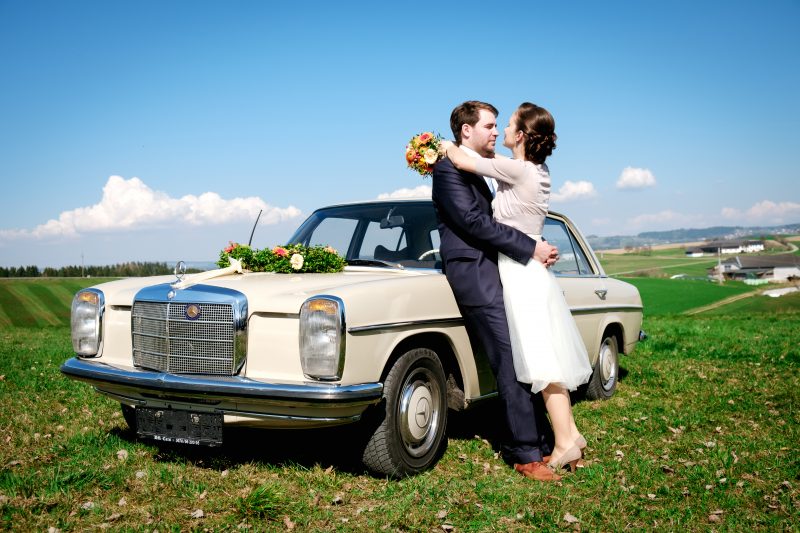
[62,199,643,477]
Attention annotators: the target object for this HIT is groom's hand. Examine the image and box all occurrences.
[533,241,559,267]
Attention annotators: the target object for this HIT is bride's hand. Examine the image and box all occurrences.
[441,140,455,155]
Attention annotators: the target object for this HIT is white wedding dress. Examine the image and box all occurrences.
[499,242,592,393]
[471,155,592,393]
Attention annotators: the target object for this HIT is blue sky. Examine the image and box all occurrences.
[1,0,798,267]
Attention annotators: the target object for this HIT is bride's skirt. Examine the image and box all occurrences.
[499,250,593,394]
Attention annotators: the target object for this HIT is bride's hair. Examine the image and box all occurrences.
[516,102,556,164]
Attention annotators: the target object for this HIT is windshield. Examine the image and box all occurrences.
[288,202,441,269]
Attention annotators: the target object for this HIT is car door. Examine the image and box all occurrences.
[542,215,608,365]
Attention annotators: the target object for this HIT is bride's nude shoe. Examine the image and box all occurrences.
[547,445,582,472]
[576,435,587,458]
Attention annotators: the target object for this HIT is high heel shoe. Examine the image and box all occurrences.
[547,445,582,472]
[575,435,587,458]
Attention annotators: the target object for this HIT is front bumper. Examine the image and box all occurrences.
[61,357,384,428]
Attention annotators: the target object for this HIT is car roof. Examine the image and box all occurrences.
[313,198,566,220]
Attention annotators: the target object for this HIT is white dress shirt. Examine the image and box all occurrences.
[460,145,497,197]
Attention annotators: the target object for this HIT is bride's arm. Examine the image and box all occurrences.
[442,141,524,184]
[442,141,478,173]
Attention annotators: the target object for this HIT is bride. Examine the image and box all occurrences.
[442,102,592,472]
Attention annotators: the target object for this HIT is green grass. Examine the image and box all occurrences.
[0,278,117,328]
[0,279,798,531]
[707,290,800,314]
[618,277,758,316]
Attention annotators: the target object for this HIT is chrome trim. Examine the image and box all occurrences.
[132,283,248,375]
[61,357,383,406]
[348,317,463,334]
[570,305,643,315]
[71,288,105,358]
[299,295,346,381]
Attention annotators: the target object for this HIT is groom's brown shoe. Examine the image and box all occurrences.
[513,461,562,481]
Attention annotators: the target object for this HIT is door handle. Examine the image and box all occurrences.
[594,289,607,300]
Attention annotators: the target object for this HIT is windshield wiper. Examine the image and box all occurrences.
[347,259,405,269]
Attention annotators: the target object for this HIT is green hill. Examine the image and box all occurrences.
[0,278,117,328]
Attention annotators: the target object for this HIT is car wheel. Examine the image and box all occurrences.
[121,403,137,431]
[361,348,448,477]
[586,335,619,400]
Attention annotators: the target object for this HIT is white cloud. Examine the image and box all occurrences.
[616,167,657,190]
[377,185,432,199]
[627,210,705,228]
[0,175,302,241]
[721,200,800,224]
[551,180,597,202]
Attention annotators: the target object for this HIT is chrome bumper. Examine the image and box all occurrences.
[61,357,383,426]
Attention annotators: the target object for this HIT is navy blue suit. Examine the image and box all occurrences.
[432,157,554,464]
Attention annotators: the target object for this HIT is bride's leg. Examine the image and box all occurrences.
[541,383,575,454]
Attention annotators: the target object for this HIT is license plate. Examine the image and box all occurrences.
[136,408,223,446]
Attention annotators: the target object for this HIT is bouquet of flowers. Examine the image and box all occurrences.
[405,132,444,177]
[218,242,346,273]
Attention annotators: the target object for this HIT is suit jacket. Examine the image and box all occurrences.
[432,157,536,307]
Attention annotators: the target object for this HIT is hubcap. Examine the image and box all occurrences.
[398,367,441,458]
[599,340,617,391]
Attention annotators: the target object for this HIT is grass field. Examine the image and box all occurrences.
[0,278,117,328]
[1,279,798,531]
[618,277,759,316]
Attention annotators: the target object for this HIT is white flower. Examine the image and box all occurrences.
[290,253,304,270]
[423,148,438,164]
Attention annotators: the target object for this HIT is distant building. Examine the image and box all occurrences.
[687,239,765,256]
[709,255,800,282]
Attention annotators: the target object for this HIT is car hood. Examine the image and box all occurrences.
[91,267,442,315]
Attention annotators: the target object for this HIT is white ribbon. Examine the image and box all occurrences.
[171,257,243,290]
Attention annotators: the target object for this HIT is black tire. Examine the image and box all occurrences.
[586,334,619,400]
[361,348,448,477]
[121,403,137,431]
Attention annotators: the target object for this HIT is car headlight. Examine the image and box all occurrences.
[299,296,345,380]
[71,289,104,357]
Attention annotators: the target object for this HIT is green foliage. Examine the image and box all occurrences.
[235,483,287,520]
[218,243,346,273]
[0,262,178,278]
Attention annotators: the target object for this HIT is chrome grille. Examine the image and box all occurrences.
[132,297,243,375]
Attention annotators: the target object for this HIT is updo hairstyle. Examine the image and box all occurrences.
[515,102,556,164]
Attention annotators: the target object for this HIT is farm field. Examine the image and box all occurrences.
[0,278,798,531]
[618,278,759,316]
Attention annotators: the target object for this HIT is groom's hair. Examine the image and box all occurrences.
[450,101,498,144]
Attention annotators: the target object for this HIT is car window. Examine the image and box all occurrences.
[288,202,441,268]
[542,218,593,276]
[359,222,406,259]
[302,217,358,255]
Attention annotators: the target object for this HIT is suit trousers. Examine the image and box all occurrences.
[459,288,554,464]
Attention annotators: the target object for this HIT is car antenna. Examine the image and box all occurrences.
[247,209,263,246]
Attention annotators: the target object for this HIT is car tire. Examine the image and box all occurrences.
[361,348,448,477]
[586,334,619,400]
[121,403,137,431]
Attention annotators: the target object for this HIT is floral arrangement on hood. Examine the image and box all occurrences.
[218,242,346,273]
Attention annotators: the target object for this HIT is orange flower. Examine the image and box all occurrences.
[272,246,288,257]
[418,132,432,144]
[224,241,237,253]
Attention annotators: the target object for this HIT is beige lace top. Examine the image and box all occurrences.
[473,157,551,235]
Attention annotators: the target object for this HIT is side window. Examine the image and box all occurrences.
[358,222,407,260]
[305,217,358,256]
[542,218,593,276]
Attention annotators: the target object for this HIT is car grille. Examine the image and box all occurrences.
[132,299,243,375]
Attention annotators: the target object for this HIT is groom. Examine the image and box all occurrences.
[432,100,561,481]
